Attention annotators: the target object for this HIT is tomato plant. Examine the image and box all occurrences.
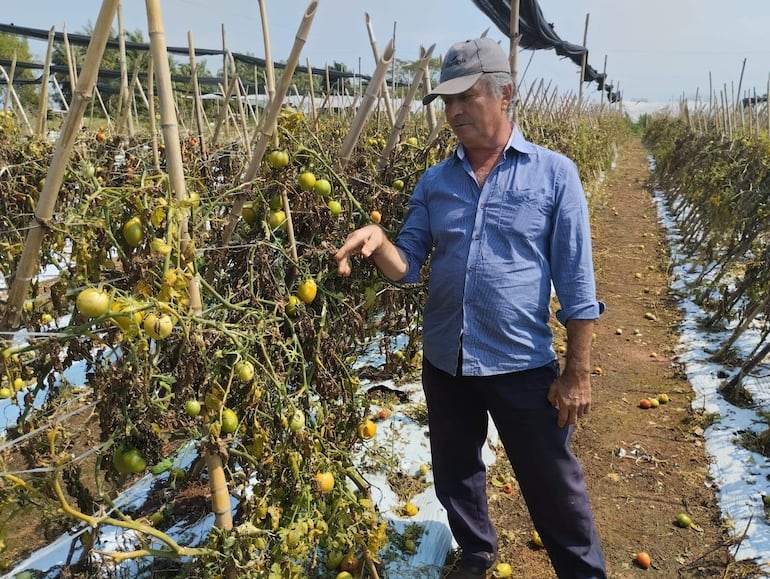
[0,90,627,578]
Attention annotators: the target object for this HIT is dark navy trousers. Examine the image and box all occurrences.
[422,357,607,578]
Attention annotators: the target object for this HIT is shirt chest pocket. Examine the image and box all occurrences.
[489,188,549,238]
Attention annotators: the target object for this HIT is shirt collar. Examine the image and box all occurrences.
[455,126,537,161]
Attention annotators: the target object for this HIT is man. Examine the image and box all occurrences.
[335,37,606,579]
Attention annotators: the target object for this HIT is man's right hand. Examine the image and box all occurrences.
[334,224,386,276]
[334,224,407,281]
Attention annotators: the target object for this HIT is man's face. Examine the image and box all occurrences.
[441,79,510,149]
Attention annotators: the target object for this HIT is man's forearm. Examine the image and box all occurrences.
[563,319,596,376]
[371,239,409,282]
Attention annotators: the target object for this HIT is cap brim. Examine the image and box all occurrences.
[422,72,483,105]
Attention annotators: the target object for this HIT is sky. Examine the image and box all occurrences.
[2,0,770,107]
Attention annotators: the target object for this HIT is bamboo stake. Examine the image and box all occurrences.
[324,65,331,112]
[239,77,258,126]
[227,52,249,142]
[2,53,15,112]
[63,25,77,97]
[220,1,319,250]
[187,30,206,156]
[306,58,318,128]
[426,110,445,145]
[598,54,607,113]
[736,57,746,127]
[509,0,521,124]
[211,76,238,145]
[339,39,394,167]
[420,46,436,132]
[253,65,261,126]
[147,54,161,173]
[148,4,216,536]
[0,65,33,134]
[257,0,278,146]
[118,58,141,134]
[3,0,120,330]
[51,75,70,112]
[36,26,56,136]
[377,44,434,172]
[117,2,134,136]
[221,24,230,139]
[94,86,113,129]
[578,13,589,108]
[146,0,202,313]
[365,13,396,128]
[133,72,151,111]
[232,69,250,144]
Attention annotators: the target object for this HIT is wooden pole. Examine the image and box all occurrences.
[578,13,589,107]
[509,0,521,124]
[36,26,56,136]
[3,0,120,330]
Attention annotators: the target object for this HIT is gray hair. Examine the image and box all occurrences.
[483,72,515,120]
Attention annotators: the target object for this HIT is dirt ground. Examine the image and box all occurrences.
[484,137,764,578]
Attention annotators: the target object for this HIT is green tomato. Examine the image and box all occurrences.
[235,360,255,382]
[221,408,239,433]
[185,399,201,417]
[289,409,305,432]
[114,448,147,474]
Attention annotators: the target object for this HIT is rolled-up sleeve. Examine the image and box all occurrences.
[550,160,605,325]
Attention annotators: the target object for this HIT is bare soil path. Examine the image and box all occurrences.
[485,136,761,578]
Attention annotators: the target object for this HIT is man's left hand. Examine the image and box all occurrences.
[547,371,592,427]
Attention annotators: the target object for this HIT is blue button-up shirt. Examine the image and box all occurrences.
[395,128,603,376]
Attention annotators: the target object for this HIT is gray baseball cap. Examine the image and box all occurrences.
[423,37,511,105]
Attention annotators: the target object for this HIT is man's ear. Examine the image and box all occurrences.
[502,83,513,107]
